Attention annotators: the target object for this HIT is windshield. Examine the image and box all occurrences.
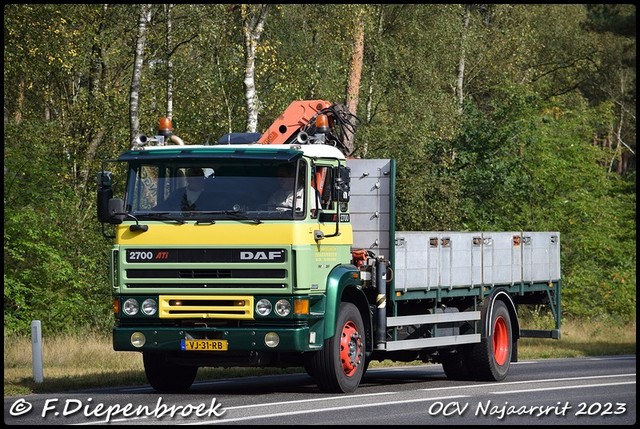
[123,159,310,221]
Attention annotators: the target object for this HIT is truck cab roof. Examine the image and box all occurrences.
[119,143,346,162]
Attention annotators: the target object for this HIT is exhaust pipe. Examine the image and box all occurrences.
[375,258,387,349]
[296,131,309,144]
[135,134,148,146]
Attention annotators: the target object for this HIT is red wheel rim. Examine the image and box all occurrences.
[493,315,509,366]
[339,320,362,377]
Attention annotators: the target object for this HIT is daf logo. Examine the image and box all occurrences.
[240,250,284,261]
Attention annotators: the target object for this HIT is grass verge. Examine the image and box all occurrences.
[4,319,635,397]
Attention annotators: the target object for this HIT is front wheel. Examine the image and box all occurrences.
[311,302,366,393]
[441,348,472,380]
[467,300,513,381]
[143,352,198,392]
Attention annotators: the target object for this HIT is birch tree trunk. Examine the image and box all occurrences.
[163,4,197,122]
[456,5,471,115]
[344,8,365,156]
[165,4,174,120]
[241,4,271,133]
[130,4,152,144]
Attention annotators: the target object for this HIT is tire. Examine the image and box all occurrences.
[467,300,513,381]
[143,352,198,393]
[302,353,316,377]
[441,348,472,380]
[362,355,371,376]
[312,302,366,393]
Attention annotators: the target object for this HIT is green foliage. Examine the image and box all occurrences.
[3,4,636,334]
[523,105,635,322]
[450,87,636,322]
[4,121,113,335]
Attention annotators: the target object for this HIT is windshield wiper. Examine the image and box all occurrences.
[223,209,262,224]
[195,219,216,224]
[189,209,262,224]
[135,212,186,225]
[147,209,262,224]
[192,210,262,224]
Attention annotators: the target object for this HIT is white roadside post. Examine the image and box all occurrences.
[31,320,44,383]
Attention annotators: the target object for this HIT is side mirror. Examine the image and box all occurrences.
[97,171,113,223]
[107,198,125,224]
[334,166,351,203]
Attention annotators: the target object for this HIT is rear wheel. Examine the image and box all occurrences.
[143,352,198,392]
[362,355,371,376]
[467,300,513,381]
[312,302,366,393]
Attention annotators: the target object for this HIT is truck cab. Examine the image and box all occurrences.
[98,142,363,392]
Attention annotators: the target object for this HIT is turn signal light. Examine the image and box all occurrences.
[294,299,309,315]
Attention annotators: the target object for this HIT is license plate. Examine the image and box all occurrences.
[181,339,228,351]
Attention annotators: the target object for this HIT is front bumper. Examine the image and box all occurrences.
[113,324,321,353]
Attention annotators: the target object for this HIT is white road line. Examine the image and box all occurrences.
[419,373,636,392]
[223,391,397,410]
[493,381,636,394]
[181,395,471,425]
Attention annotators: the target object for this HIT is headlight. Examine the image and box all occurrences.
[275,299,291,317]
[265,332,280,348]
[256,299,272,316]
[141,299,157,316]
[123,298,139,316]
[131,332,145,348]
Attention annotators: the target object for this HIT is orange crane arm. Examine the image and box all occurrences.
[258,100,333,145]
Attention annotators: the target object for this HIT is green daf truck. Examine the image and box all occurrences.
[97,101,561,393]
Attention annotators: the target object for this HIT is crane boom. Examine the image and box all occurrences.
[258,100,359,156]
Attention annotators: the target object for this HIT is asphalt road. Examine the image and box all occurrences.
[4,355,635,425]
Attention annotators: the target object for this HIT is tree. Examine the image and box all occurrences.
[344,6,366,155]
[2,4,636,333]
[129,4,152,143]
[455,5,471,114]
[240,4,272,132]
[77,4,109,195]
[165,4,175,119]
